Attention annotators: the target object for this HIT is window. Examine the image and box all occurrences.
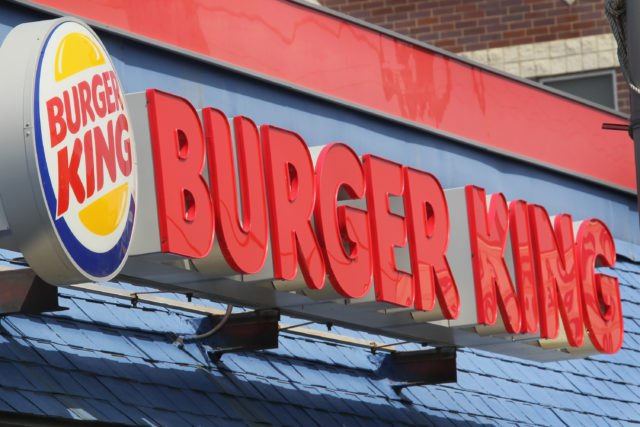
[539,70,617,110]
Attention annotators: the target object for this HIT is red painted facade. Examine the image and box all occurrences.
[29,0,634,191]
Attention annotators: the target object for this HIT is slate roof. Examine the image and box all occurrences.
[0,243,638,426]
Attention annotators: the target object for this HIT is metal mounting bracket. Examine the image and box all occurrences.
[185,309,280,361]
[0,269,65,315]
[378,347,457,392]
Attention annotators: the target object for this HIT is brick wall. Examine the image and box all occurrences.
[617,68,630,113]
[322,0,610,53]
[323,0,629,114]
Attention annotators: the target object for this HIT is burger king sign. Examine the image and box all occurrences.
[0,16,626,360]
[0,18,136,285]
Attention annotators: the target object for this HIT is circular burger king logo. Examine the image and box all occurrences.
[29,20,136,281]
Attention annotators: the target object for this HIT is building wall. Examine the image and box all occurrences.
[0,3,637,425]
[322,0,630,113]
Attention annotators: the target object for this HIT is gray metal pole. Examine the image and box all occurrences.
[628,0,640,209]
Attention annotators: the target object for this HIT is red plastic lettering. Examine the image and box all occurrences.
[83,130,95,199]
[103,71,115,114]
[63,86,81,135]
[466,187,521,333]
[78,80,95,128]
[92,74,106,118]
[203,109,269,274]
[46,96,66,148]
[577,220,623,353]
[262,125,325,289]
[403,167,459,318]
[115,114,132,178]
[529,205,584,347]
[109,71,124,111]
[56,137,85,217]
[314,143,371,298]
[146,89,214,258]
[508,200,539,334]
[93,123,117,192]
[364,155,413,307]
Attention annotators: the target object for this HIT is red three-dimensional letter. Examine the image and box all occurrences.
[509,200,539,334]
[146,89,214,258]
[577,219,623,353]
[364,155,413,307]
[529,205,584,347]
[203,109,269,274]
[315,143,371,298]
[262,125,325,289]
[466,186,521,333]
[404,167,459,319]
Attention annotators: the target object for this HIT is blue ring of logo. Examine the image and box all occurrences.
[33,22,135,279]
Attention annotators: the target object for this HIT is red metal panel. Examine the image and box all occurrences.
[27,0,635,191]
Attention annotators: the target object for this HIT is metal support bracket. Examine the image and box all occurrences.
[185,309,280,361]
[378,347,457,392]
[0,269,65,315]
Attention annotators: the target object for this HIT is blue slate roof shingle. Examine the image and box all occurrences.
[0,239,637,426]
